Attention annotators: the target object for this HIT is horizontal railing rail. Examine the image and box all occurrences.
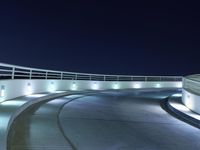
[0,62,182,81]
[183,75,200,95]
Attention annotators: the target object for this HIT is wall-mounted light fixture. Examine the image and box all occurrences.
[113,83,119,89]
[71,82,77,90]
[49,81,55,92]
[156,83,160,88]
[176,82,182,88]
[133,83,141,89]
[0,85,5,97]
[26,82,33,95]
[92,82,99,90]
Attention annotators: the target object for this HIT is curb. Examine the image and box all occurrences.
[160,96,200,129]
[5,92,69,150]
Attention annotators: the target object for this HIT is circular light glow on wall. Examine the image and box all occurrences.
[176,82,182,88]
[0,85,5,97]
[92,82,99,90]
[156,83,161,88]
[71,82,77,90]
[25,83,33,95]
[183,93,195,111]
[113,83,119,89]
[133,83,141,89]
[49,81,55,92]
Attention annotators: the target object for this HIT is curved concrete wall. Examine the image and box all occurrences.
[182,89,200,114]
[182,76,200,114]
[0,79,182,103]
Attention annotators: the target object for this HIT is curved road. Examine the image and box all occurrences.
[9,89,200,150]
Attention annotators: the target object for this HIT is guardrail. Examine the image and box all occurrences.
[183,75,200,95]
[0,62,182,81]
[182,75,200,115]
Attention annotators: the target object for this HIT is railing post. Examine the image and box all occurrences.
[104,75,106,81]
[61,72,63,80]
[75,74,77,80]
[11,67,15,79]
[45,72,48,79]
[29,70,32,79]
[90,75,92,81]
[145,77,147,82]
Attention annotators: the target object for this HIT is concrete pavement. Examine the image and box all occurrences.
[7,89,200,150]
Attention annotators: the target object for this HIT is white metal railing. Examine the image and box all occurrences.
[0,62,182,81]
[183,75,200,94]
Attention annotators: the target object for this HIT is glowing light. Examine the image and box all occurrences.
[182,91,197,115]
[26,94,47,98]
[172,93,182,97]
[176,82,182,88]
[92,82,99,90]
[54,91,66,93]
[49,81,55,92]
[156,83,160,88]
[1,100,26,106]
[25,83,33,95]
[113,83,119,89]
[183,93,194,109]
[71,82,77,90]
[170,100,200,120]
[0,85,5,97]
[170,102,191,112]
[189,113,200,120]
[133,83,141,89]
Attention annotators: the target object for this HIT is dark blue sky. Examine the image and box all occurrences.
[0,1,199,75]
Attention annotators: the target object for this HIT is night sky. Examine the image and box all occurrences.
[0,1,199,76]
